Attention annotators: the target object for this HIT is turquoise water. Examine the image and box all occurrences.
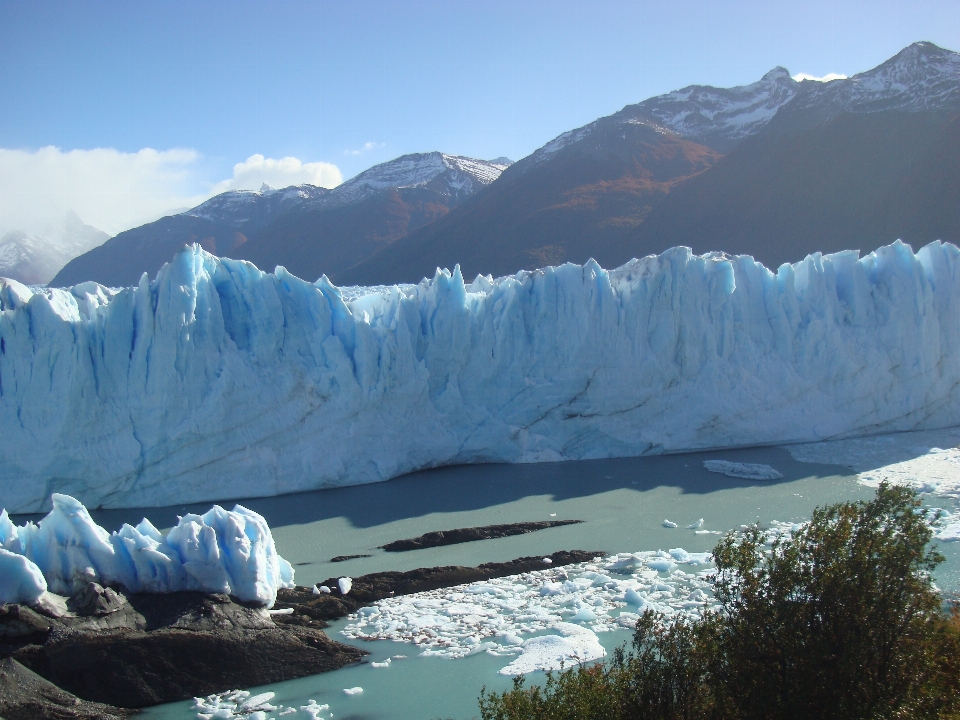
[134,444,948,720]
[25,444,952,720]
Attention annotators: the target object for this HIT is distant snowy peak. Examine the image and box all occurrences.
[329,152,509,207]
[525,41,960,164]
[0,213,109,286]
[184,184,331,225]
[790,41,960,116]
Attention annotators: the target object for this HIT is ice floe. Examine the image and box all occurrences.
[499,623,606,676]
[0,494,294,607]
[703,460,784,480]
[192,690,332,719]
[341,550,716,673]
[786,427,960,500]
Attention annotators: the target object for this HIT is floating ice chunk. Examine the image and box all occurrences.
[339,577,353,595]
[624,588,645,606]
[663,519,678,528]
[0,494,294,607]
[687,519,704,529]
[371,658,392,668]
[936,521,960,542]
[239,692,276,711]
[319,585,331,594]
[299,700,330,719]
[343,686,363,695]
[499,623,606,675]
[0,548,47,604]
[311,584,322,595]
[268,608,294,615]
[542,557,553,564]
[569,606,599,622]
[703,461,783,480]
[646,558,677,573]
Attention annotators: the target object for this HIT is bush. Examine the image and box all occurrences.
[477,484,960,720]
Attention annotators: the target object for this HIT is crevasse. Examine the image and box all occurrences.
[1,240,958,512]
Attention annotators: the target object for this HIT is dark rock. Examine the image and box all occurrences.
[0,605,51,641]
[0,657,133,720]
[68,584,126,617]
[330,554,372,563]
[4,592,365,709]
[276,549,603,622]
[379,520,584,552]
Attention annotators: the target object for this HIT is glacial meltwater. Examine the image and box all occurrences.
[72,434,959,720]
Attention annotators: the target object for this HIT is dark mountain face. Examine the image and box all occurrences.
[340,42,960,285]
[337,123,721,284]
[625,110,960,268]
[51,154,509,288]
[50,185,333,288]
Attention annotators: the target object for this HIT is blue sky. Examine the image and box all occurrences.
[1,0,959,235]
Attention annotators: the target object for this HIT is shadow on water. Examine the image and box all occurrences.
[13,445,849,533]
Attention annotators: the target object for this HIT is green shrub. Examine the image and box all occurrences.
[477,484,960,720]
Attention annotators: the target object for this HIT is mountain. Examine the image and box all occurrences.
[0,212,110,285]
[340,41,960,285]
[50,153,511,288]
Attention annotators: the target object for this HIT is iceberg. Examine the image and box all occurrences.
[0,493,294,607]
[1,239,959,511]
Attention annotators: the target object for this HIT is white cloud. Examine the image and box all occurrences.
[344,141,385,156]
[211,154,342,194]
[0,146,208,237]
[792,72,848,82]
[0,147,343,237]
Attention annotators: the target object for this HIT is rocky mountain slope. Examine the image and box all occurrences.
[341,41,960,285]
[50,154,510,288]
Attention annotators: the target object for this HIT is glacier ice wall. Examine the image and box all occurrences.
[1,240,959,512]
[0,494,295,606]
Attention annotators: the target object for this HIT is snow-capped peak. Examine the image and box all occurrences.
[183,184,331,225]
[631,65,799,149]
[326,152,510,208]
[792,41,960,115]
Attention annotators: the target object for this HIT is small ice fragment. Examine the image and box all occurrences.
[703,460,783,480]
[338,577,352,595]
[319,585,331,593]
[371,658,391,668]
[663,519,678,528]
[569,606,599,622]
[624,588,644,605]
[542,557,553,564]
[240,692,276,710]
[549,513,556,517]
[647,558,677,573]
[687,518,704,529]
[343,686,363,695]
[311,584,322,595]
[268,607,294,615]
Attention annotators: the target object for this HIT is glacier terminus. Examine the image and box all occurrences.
[1,239,958,512]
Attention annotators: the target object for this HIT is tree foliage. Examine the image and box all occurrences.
[478,484,960,720]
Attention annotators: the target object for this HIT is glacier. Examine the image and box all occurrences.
[0,493,294,606]
[0,239,959,512]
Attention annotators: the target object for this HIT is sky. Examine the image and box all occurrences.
[1,0,959,237]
